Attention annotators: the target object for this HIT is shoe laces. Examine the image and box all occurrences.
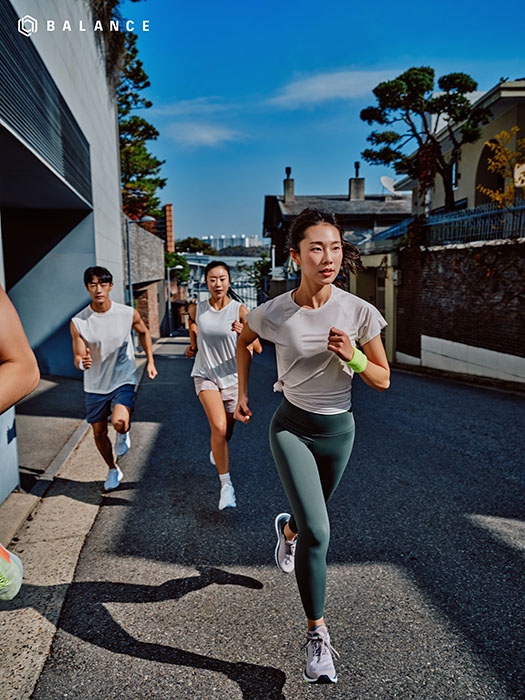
[304,629,340,662]
[280,519,296,556]
[284,537,296,559]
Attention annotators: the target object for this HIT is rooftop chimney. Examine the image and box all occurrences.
[284,166,295,203]
[349,160,365,200]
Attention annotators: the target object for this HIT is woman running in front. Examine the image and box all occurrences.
[234,208,390,683]
[186,261,261,510]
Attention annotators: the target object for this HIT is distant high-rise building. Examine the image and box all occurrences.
[201,234,267,250]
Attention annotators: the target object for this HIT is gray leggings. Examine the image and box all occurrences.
[269,397,355,620]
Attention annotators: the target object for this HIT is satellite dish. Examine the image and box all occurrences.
[380,175,397,194]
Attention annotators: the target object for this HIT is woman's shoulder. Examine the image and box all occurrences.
[250,290,292,317]
[265,289,293,309]
[333,286,374,311]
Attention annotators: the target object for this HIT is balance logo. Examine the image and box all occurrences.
[15,15,150,34]
[18,15,38,36]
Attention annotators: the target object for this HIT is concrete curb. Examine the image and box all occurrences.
[0,420,90,545]
[0,349,153,546]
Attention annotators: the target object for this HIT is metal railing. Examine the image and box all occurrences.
[366,198,525,248]
[423,198,525,245]
[192,278,259,310]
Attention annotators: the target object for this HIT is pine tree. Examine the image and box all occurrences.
[361,67,491,211]
[117,32,166,218]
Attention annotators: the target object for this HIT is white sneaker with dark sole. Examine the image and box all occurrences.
[274,512,296,573]
[104,466,123,492]
[303,626,339,684]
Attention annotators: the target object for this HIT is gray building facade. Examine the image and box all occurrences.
[0,0,125,503]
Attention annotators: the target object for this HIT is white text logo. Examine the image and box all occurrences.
[17,17,150,35]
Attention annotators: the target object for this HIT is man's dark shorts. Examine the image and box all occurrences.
[85,384,136,425]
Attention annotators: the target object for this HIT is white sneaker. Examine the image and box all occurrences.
[209,450,216,466]
[218,483,236,510]
[274,513,296,573]
[115,431,131,457]
[0,549,23,601]
[303,626,340,684]
[104,466,123,492]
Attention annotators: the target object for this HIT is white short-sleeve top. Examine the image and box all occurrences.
[190,299,242,388]
[246,285,386,414]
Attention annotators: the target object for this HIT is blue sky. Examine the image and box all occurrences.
[122,0,524,239]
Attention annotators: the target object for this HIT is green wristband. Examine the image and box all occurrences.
[345,347,368,373]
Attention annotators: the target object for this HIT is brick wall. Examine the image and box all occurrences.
[398,240,525,359]
[396,244,423,358]
[135,281,164,339]
[129,223,164,285]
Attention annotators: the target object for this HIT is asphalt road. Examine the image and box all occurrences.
[24,339,525,699]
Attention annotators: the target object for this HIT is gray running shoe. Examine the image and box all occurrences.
[274,513,296,573]
[303,626,340,684]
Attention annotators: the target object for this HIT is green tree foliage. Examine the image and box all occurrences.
[237,254,271,295]
[117,33,166,219]
[89,0,143,87]
[361,67,491,211]
[175,238,216,255]
[165,252,190,283]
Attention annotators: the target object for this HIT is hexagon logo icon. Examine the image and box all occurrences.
[18,15,38,36]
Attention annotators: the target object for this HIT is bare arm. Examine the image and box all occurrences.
[237,305,262,355]
[234,321,259,424]
[359,334,390,391]
[132,309,158,380]
[185,303,198,358]
[327,327,390,391]
[0,286,40,414]
[70,320,92,371]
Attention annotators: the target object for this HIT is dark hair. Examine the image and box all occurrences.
[84,266,113,286]
[288,208,365,288]
[204,260,244,302]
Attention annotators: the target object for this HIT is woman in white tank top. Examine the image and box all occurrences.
[185,261,261,511]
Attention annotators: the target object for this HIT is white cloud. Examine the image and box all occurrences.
[166,121,245,147]
[268,69,399,108]
[150,97,227,117]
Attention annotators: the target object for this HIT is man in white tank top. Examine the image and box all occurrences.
[70,267,157,491]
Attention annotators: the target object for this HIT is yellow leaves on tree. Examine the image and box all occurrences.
[477,126,525,207]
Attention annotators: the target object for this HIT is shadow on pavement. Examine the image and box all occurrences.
[23,341,525,698]
[5,568,285,700]
[16,375,85,419]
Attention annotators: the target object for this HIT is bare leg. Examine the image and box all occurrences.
[111,403,131,434]
[198,390,231,475]
[307,616,326,630]
[283,521,297,541]
[91,422,116,469]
